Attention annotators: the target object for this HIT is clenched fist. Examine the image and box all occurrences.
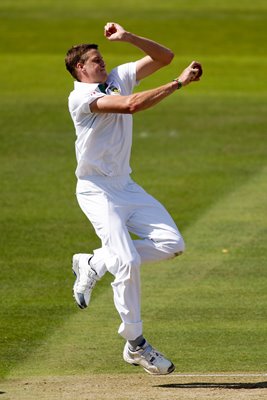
[177,61,203,86]
[104,22,127,41]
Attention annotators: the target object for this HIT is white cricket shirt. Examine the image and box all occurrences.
[68,62,138,179]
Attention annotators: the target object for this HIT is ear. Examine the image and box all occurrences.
[76,62,84,71]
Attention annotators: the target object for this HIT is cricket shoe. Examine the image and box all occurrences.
[72,253,99,309]
[123,341,175,375]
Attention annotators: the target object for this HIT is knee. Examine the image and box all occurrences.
[163,235,185,258]
[105,247,141,275]
[127,253,141,269]
[173,236,185,256]
[112,252,141,285]
[118,252,141,273]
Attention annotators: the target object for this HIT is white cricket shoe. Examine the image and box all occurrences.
[123,341,175,375]
[72,253,99,309]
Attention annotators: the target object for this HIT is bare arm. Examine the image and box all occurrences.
[90,61,202,114]
[91,81,178,114]
[104,22,174,81]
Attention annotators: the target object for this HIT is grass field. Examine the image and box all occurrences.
[0,0,267,398]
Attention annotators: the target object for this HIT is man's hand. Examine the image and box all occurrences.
[177,61,203,86]
[104,22,127,41]
[103,22,175,81]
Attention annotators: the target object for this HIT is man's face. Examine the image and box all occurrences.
[78,49,108,83]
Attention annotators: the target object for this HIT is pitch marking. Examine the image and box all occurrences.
[157,373,267,378]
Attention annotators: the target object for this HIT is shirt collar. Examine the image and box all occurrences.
[98,82,108,93]
[74,81,100,92]
[74,81,109,94]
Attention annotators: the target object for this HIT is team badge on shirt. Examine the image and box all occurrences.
[109,85,120,94]
[98,82,121,95]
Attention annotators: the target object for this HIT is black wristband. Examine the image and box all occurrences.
[173,79,182,90]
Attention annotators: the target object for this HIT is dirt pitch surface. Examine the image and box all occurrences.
[1,373,267,400]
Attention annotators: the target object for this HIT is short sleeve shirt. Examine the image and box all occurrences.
[68,62,138,178]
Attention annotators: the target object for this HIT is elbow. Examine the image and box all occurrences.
[164,49,175,66]
[162,49,174,67]
[157,50,174,68]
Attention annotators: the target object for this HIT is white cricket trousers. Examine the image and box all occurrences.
[76,175,185,341]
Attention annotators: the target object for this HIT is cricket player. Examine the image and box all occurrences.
[65,22,202,375]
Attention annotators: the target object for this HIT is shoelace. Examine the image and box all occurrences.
[87,270,97,289]
[141,345,164,364]
[78,269,97,291]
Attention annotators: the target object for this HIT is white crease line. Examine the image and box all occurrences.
[156,374,267,378]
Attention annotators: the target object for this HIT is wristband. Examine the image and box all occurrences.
[173,79,182,90]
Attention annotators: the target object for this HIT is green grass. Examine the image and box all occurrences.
[0,0,266,379]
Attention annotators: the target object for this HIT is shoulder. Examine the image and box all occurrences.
[69,82,104,105]
[68,82,105,115]
[70,81,100,98]
[109,62,137,81]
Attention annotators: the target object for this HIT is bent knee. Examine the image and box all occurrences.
[173,236,185,256]
[155,235,185,258]
[129,253,141,269]
[119,252,141,270]
[107,251,141,276]
[165,236,185,257]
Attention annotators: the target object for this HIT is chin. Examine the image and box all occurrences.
[101,72,108,82]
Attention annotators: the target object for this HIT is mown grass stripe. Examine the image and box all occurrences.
[7,166,267,377]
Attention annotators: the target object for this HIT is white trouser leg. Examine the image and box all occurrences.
[104,212,143,340]
[127,187,185,262]
[76,176,184,340]
[76,178,143,340]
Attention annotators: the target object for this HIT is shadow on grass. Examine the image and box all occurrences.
[154,381,267,390]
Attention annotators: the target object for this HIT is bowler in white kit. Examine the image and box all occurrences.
[65,22,202,375]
